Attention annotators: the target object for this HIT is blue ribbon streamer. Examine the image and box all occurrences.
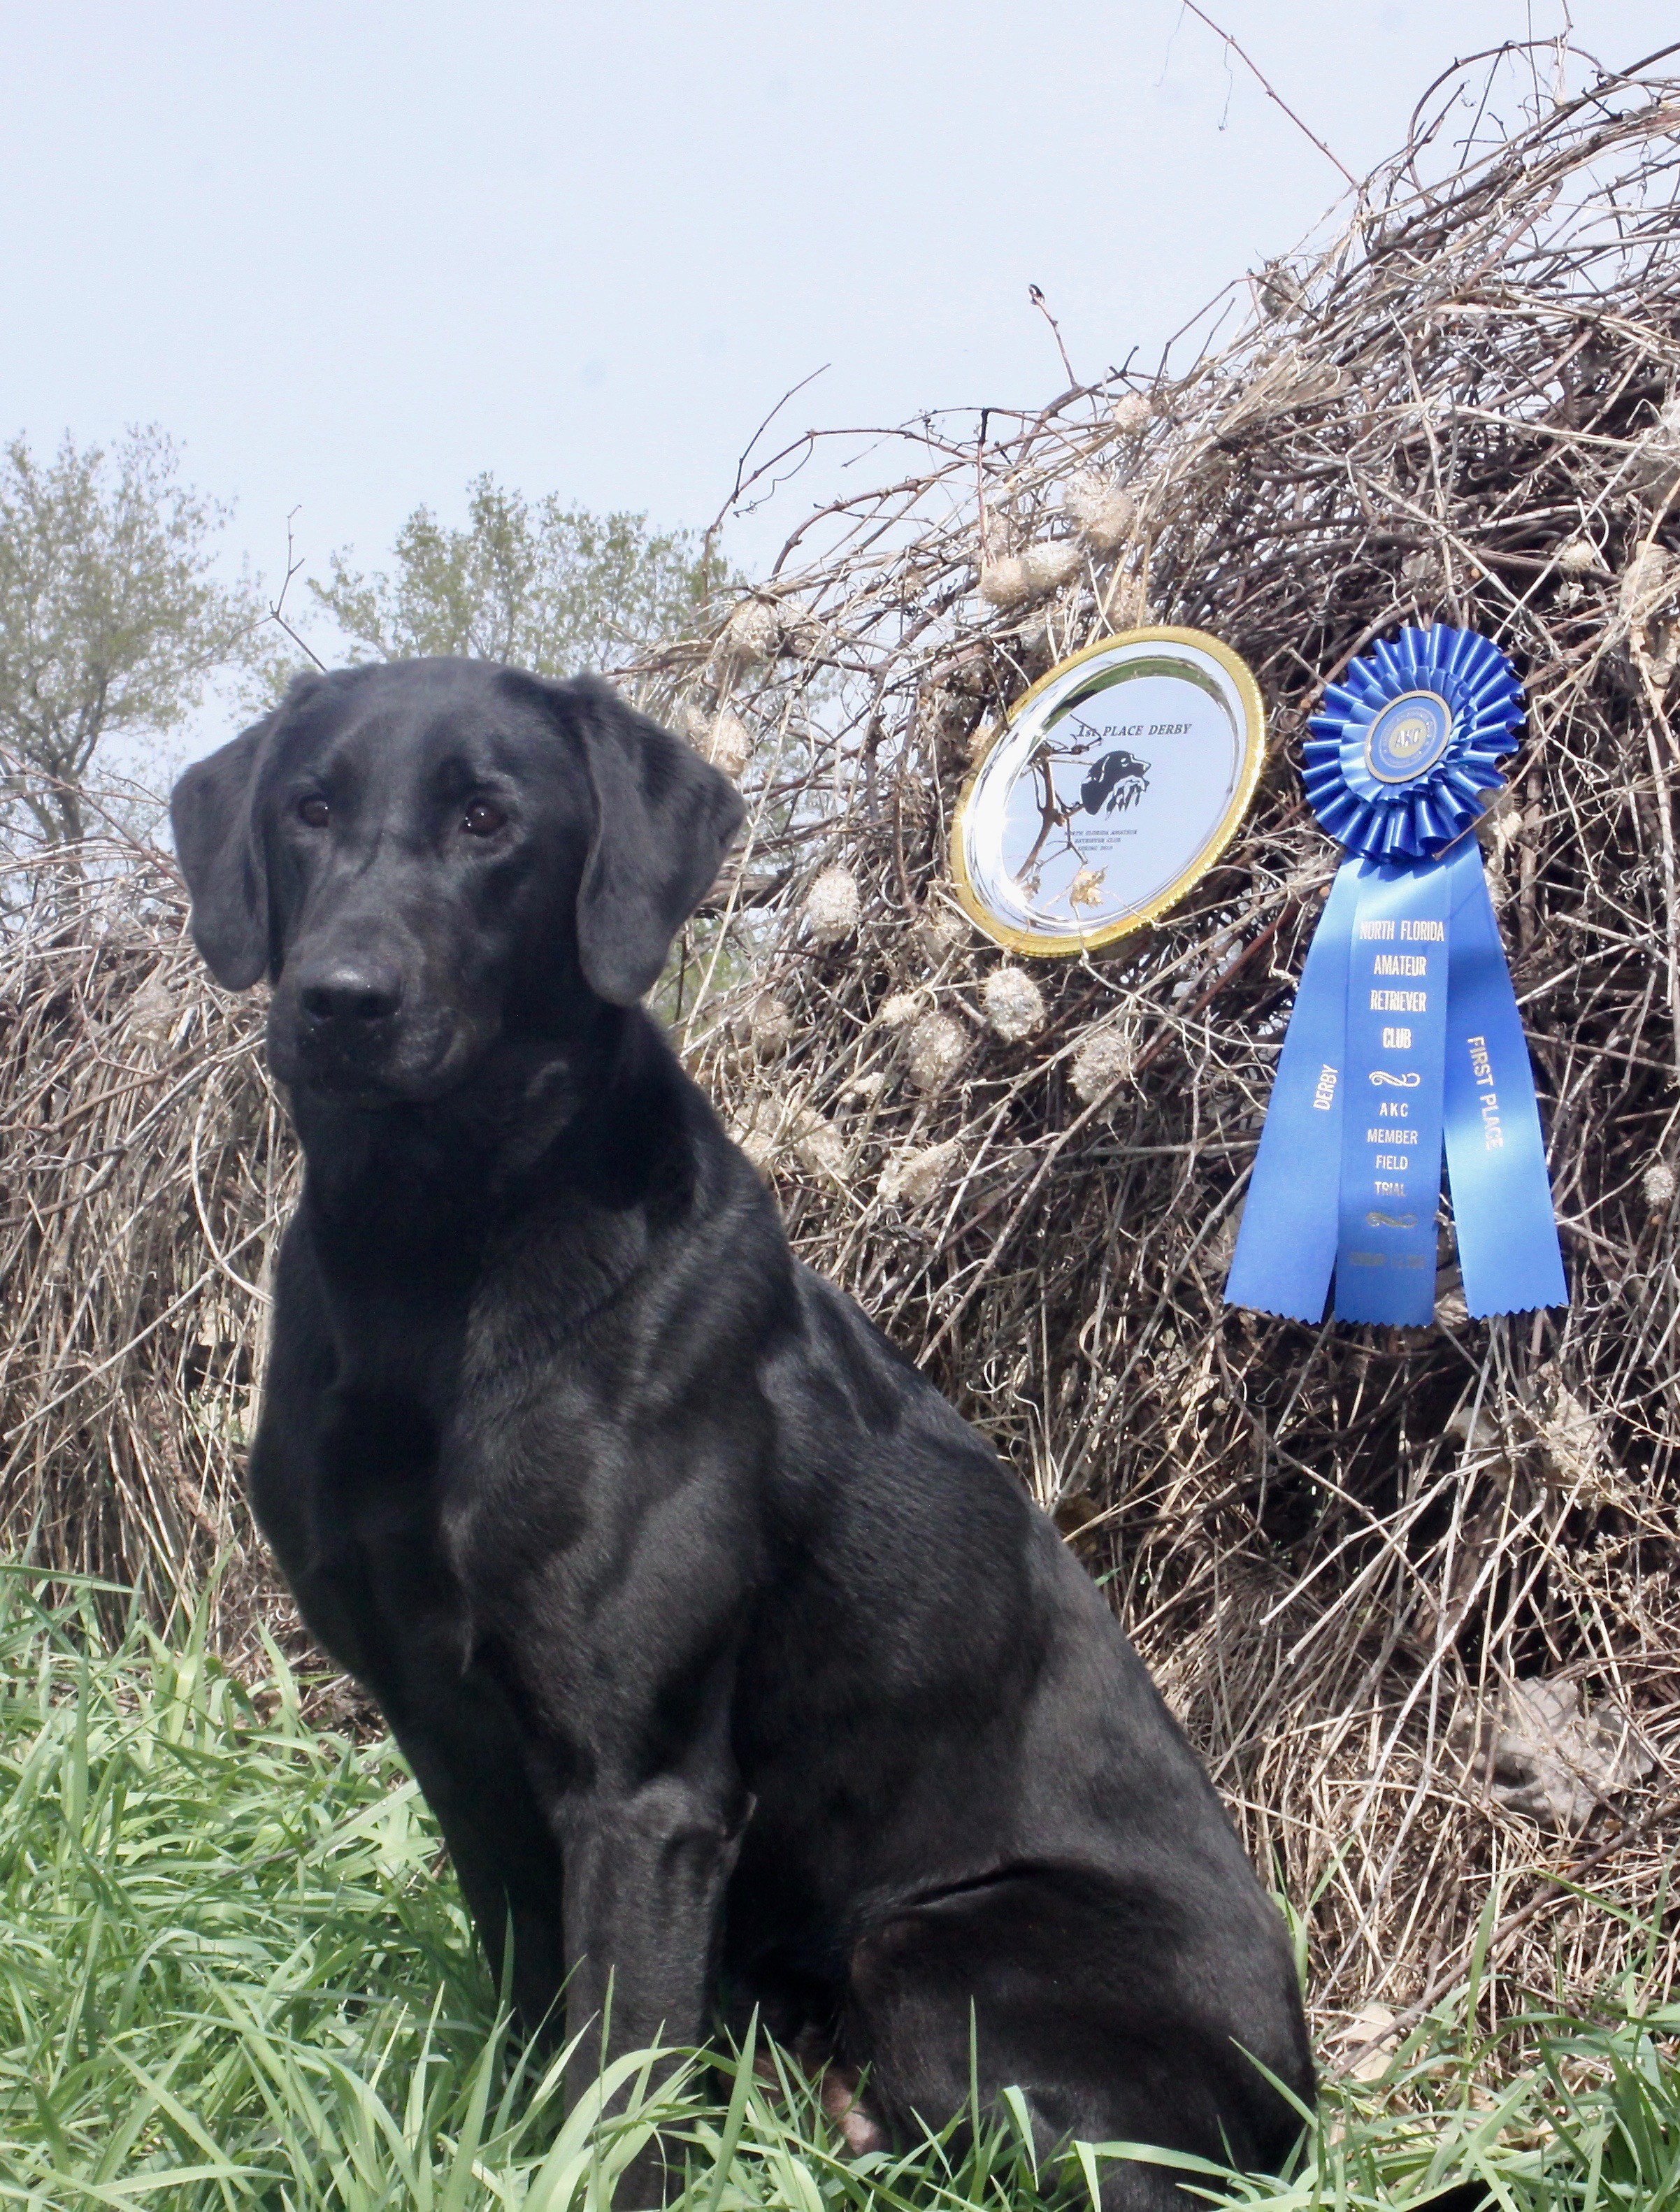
[1224,626,1566,1326]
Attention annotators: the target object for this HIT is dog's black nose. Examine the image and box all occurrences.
[297,963,403,1025]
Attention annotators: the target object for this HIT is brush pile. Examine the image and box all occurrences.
[0,832,289,1666]
[4,45,1680,2047]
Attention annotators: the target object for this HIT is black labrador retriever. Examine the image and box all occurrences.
[171,658,1312,2206]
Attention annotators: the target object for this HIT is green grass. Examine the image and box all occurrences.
[0,1571,1675,2211]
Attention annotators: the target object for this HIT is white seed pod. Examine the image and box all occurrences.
[677,701,751,777]
[983,965,1045,1043]
[1062,471,1136,554]
[722,596,782,666]
[1446,1402,1500,1453]
[881,1136,963,1209]
[1110,392,1151,436]
[905,1012,968,1093]
[1021,540,1084,595]
[842,1068,888,1100]
[1644,1158,1677,1212]
[804,864,860,945]
[748,996,795,1057]
[127,970,176,1051]
[873,991,923,1029]
[779,608,826,660]
[1258,259,1306,319]
[915,903,968,965]
[1070,1026,1134,1104]
[1204,1209,1242,1277]
[1103,574,1156,630]
[702,708,752,778]
[977,556,1033,608]
[1400,547,1441,594]
[1628,394,1680,501]
[1535,1385,1608,1484]
[792,1112,848,1184]
[1558,537,1597,574]
[1621,545,1680,622]
[732,1098,785,1171]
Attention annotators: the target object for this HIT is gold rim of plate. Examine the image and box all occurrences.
[949,625,1268,957]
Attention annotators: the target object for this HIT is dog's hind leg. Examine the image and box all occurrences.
[835,1867,1309,2211]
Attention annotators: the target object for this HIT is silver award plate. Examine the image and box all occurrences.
[952,627,1265,955]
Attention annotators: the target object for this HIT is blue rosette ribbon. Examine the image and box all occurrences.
[1224,624,1567,1326]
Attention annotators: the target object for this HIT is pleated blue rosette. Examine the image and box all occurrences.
[1224,624,1567,1327]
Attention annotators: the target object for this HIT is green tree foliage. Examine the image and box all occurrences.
[310,474,715,676]
[0,427,265,845]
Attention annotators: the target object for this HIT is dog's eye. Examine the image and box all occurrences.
[298,796,331,829]
[461,800,508,838]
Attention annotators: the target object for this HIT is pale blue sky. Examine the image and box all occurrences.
[3,0,1675,753]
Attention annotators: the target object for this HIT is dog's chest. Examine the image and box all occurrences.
[304,1295,462,1569]
[293,1184,746,1695]
[435,1331,617,1609]
[317,1310,596,1600]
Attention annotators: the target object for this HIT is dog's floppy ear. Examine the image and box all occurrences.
[169,714,278,989]
[561,677,745,1005]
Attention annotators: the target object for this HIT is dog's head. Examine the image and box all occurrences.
[171,659,744,1103]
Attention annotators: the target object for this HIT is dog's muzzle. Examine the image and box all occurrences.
[271,952,474,1100]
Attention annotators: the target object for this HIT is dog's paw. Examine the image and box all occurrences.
[819,2064,886,2155]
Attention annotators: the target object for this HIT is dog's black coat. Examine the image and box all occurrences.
[172,659,1312,2207]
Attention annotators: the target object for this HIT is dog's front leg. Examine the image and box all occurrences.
[552,1768,745,2208]
[555,1770,746,2062]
